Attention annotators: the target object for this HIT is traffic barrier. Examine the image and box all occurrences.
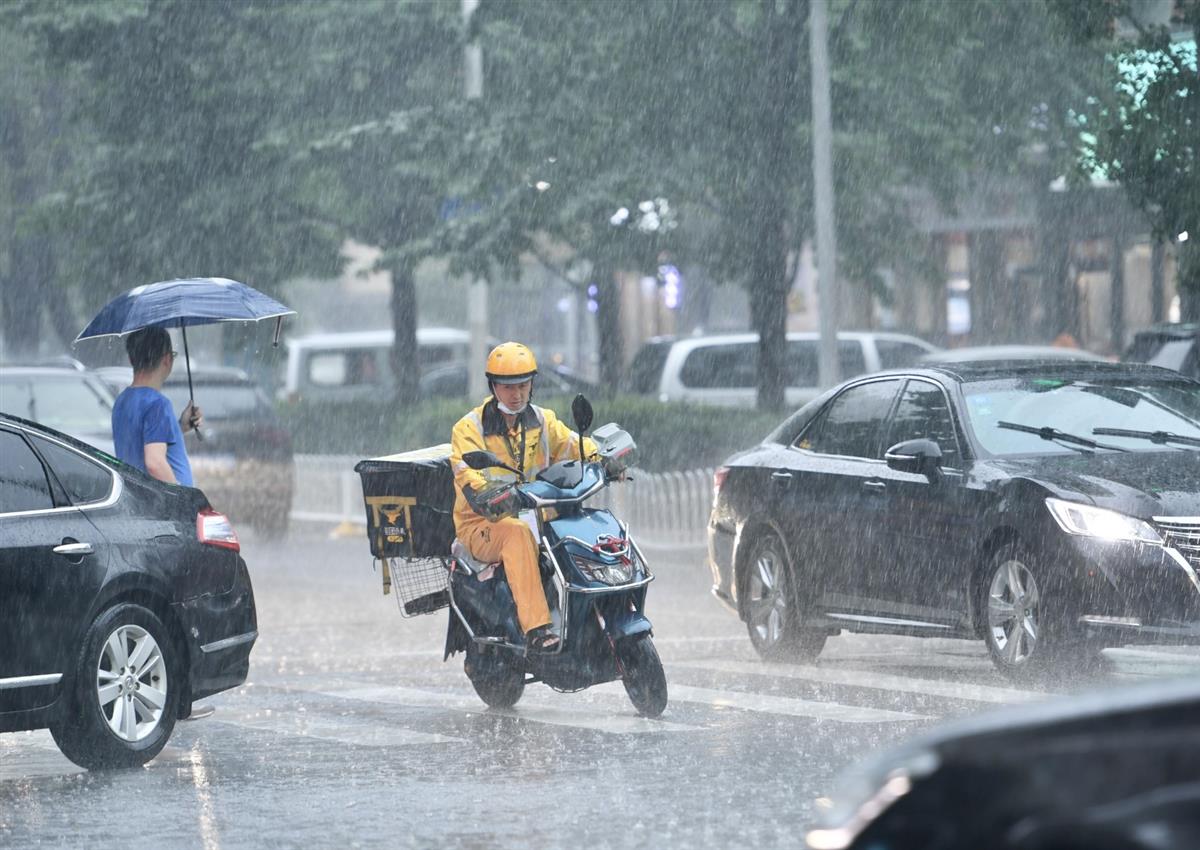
[290,454,715,546]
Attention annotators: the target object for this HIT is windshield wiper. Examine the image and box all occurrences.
[1093,427,1200,449]
[996,420,1128,452]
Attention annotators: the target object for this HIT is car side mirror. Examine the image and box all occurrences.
[884,438,942,477]
[463,450,509,472]
[571,393,594,434]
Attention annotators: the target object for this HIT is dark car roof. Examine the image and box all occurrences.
[916,359,1183,384]
[1131,322,1200,341]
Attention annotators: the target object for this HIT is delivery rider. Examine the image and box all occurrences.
[450,342,596,653]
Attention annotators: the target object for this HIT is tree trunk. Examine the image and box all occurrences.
[389,258,420,407]
[750,215,790,412]
[594,259,623,397]
[0,109,47,360]
[967,231,1007,344]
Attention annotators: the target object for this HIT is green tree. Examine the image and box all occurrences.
[1060,0,1200,318]
[440,0,1102,408]
[8,0,349,341]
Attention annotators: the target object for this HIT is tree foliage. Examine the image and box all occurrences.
[1060,0,1200,317]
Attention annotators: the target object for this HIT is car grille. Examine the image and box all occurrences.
[1156,519,1200,569]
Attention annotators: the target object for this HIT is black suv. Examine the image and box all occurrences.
[1124,322,1200,379]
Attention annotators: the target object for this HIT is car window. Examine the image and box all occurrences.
[1146,339,1194,373]
[787,340,867,386]
[964,377,1200,455]
[307,350,383,387]
[680,343,755,389]
[799,379,902,458]
[420,365,468,397]
[839,341,866,376]
[417,344,457,367]
[30,435,113,505]
[876,340,930,370]
[0,429,55,513]
[0,375,112,434]
[163,383,268,418]
[886,380,961,468]
[626,342,673,394]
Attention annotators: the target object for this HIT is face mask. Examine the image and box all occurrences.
[496,399,527,416]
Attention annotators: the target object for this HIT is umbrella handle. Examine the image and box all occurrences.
[181,322,204,442]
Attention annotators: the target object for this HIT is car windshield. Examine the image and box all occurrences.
[964,377,1200,455]
[0,375,112,434]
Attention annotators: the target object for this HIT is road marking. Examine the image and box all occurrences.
[663,683,930,723]
[1106,647,1200,665]
[211,709,463,747]
[321,685,697,734]
[673,658,1054,704]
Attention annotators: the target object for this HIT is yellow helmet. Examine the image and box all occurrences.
[485,341,538,385]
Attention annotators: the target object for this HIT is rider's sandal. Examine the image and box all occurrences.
[526,626,561,654]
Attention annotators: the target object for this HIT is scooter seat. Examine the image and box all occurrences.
[450,539,502,578]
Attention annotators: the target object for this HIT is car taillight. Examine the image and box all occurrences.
[713,466,730,501]
[197,508,240,552]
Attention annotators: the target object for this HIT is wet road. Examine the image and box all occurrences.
[4,526,1200,849]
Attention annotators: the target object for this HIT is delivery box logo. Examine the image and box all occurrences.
[365,496,418,551]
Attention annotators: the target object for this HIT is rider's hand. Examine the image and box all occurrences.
[467,484,523,521]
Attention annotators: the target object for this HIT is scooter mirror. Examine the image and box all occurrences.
[463,450,507,471]
[571,394,594,434]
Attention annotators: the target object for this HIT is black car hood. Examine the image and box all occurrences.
[991,450,1200,518]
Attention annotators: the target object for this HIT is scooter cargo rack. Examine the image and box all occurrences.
[379,556,451,618]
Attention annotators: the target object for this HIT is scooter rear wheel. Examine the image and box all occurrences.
[464,642,525,709]
[617,636,667,718]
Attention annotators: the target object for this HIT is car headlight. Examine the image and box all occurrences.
[1044,498,1162,545]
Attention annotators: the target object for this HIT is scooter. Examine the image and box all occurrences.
[443,395,668,718]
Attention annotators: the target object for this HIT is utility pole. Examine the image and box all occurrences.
[810,0,839,387]
[463,0,490,399]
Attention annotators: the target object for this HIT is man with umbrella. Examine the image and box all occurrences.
[111,326,203,485]
[77,277,295,486]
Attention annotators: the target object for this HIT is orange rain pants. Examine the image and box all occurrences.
[461,516,550,634]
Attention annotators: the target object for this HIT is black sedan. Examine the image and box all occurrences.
[806,676,1200,850]
[708,360,1200,678]
[0,412,257,769]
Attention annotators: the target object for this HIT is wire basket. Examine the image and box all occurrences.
[383,556,451,618]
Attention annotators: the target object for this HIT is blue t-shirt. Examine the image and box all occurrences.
[112,386,193,486]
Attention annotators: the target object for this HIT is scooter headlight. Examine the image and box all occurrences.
[574,554,636,585]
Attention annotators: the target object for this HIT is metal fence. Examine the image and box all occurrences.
[291,454,714,547]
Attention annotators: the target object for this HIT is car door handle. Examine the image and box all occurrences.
[862,480,887,493]
[771,471,793,484]
[53,542,94,557]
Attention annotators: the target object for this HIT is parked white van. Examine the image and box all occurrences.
[283,327,471,403]
[625,331,939,407]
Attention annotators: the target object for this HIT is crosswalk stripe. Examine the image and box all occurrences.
[663,683,930,723]
[209,710,463,748]
[673,658,1053,704]
[320,685,699,734]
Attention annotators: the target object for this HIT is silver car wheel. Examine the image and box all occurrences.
[96,624,169,743]
[747,547,788,650]
[987,558,1041,666]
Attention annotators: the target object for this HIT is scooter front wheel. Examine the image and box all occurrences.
[464,642,525,709]
[616,636,667,718]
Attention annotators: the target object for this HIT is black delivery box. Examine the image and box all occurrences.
[355,444,456,559]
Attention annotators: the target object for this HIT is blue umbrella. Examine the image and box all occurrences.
[75,277,296,436]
